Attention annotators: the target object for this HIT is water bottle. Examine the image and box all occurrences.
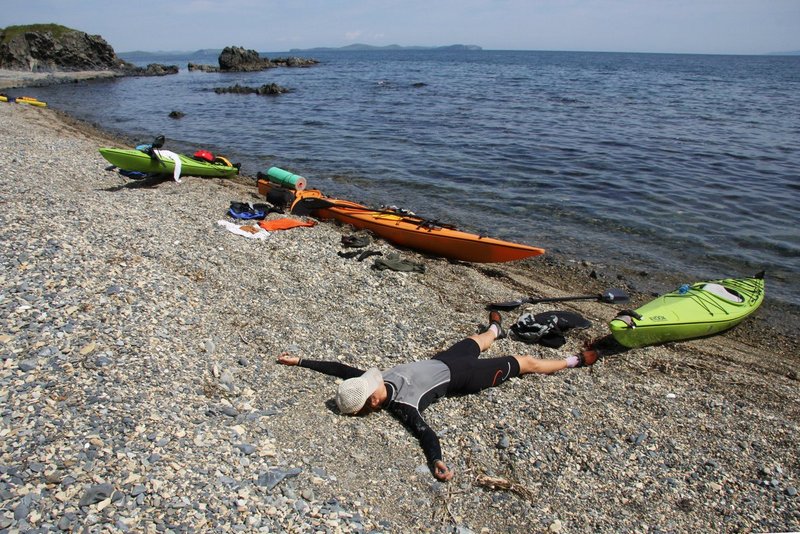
[678,284,690,295]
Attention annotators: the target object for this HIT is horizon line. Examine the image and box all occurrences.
[118,46,800,57]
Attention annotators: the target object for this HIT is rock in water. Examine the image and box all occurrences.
[218,46,272,72]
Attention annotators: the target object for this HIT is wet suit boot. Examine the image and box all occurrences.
[485,311,507,339]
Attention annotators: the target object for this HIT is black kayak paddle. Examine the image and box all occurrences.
[488,288,629,311]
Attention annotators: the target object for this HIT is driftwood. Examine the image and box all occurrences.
[474,474,534,500]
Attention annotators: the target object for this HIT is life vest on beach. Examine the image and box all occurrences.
[193,149,215,162]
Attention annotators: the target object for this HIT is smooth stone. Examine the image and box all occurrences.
[256,467,302,491]
[13,502,29,520]
[79,483,114,506]
[236,443,256,455]
[221,406,239,417]
[19,358,38,372]
[106,285,123,295]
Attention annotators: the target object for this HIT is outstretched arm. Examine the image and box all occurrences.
[276,352,365,380]
[389,404,454,481]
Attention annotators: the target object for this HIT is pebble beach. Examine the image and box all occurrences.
[1,99,798,533]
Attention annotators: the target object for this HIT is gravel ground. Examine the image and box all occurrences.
[1,101,798,533]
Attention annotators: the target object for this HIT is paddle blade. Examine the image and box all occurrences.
[486,299,528,311]
[599,288,628,303]
[290,197,336,216]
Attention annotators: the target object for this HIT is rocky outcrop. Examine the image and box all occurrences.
[0,24,129,71]
[218,46,272,72]
[188,62,219,72]
[216,46,319,72]
[133,63,178,76]
[213,83,291,95]
[0,23,178,80]
[271,56,319,68]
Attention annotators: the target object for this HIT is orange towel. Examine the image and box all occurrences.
[258,218,317,231]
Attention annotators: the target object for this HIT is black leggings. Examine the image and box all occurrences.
[433,339,520,395]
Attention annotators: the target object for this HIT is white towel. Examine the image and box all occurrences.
[216,220,271,240]
[153,149,182,182]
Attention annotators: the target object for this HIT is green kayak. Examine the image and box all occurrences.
[609,273,765,348]
[98,148,239,178]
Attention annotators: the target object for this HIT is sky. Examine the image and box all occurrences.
[1,0,798,55]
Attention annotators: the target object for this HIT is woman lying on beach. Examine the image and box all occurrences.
[276,311,598,481]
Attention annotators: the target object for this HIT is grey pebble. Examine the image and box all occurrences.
[13,501,29,520]
[106,284,123,295]
[235,443,257,455]
[79,483,114,506]
[257,467,302,491]
[787,486,797,497]
[18,358,38,372]
[220,405,239,417]
[28,462,45,473]
[57,516,73,530]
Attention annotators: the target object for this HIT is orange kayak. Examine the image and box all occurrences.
[260,181,545,263]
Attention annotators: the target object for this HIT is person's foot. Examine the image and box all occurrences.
[487,310,507,339]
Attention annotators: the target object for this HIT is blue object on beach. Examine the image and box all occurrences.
[229,207,266,220]
[118,169,150,179]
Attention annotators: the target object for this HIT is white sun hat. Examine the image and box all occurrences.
[335,368,384,414]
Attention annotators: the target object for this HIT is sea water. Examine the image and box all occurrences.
[31,50,800,309]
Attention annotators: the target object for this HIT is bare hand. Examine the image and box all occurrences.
[433,460,453,481]
[276,352,300,366]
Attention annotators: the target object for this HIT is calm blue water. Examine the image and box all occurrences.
[30,50,800,308]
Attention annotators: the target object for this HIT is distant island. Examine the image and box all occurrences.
[288,44,482,53]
